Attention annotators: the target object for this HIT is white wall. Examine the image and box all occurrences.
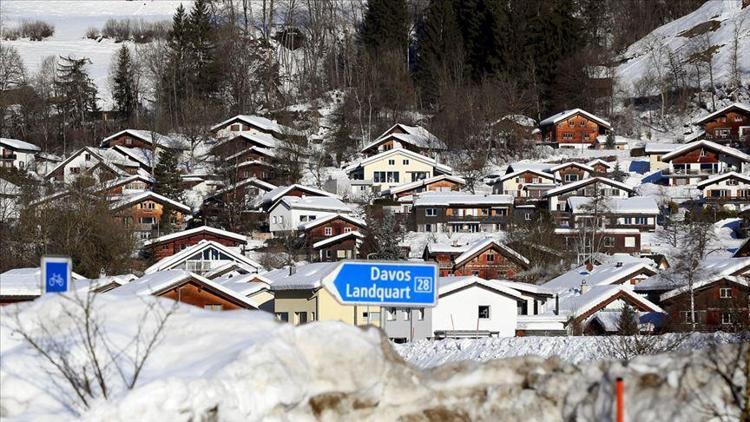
[0,146,35,171]
[269,206,348,233]
[362,151,436,190]
[432,285,519,337]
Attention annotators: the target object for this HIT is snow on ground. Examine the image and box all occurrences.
[1,294,745,421]
[395,332,741,368]
[1,1,190,108]
[616,0,750,95]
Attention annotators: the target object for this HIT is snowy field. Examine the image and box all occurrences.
[1,294,745,420]
[1,1,191,106]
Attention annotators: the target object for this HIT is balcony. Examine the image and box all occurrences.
[0,153,17,161]
[661,167,727,176]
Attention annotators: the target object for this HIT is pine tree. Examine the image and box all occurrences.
[112,45,136,120]
[415,0,464,105]
[606,130,616,149]
[188,0,218,98]
[54,56,98,127]
[360,0,409,55]
[616,305,639,335]
[163,4,190,109]
[153,148,182,201]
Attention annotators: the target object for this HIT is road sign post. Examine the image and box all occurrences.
[323,261,438,307]
[41,256,72,294]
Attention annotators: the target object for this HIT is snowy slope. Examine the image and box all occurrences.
[1,1,191,108]
[616,0,750,96]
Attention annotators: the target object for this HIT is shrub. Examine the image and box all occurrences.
[2,28,21,41]
[101,18,170,43]
[85,27,100,40]
[20,20,55,41]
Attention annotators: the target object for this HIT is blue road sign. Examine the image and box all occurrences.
[323,261,438,307]
[41,256,71,294]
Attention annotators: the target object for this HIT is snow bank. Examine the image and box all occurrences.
[1,294,746,421]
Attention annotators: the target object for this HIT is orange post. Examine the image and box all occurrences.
[616,377,624,422]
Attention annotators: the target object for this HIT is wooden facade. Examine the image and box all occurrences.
[427,243,529,280]
[313,234,362,261]
[540,113,609,146]
[699,107,750,144]
[661,278,750,332]
[159,280,250,310]
[112,199,189,240]
[148,232,246,261]
[105,133,153,149]
[393,178,461,199]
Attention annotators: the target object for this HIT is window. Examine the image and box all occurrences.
[720,287,732,298]
[373,171,400,183]
[278,215,284,224]
[324,227,333,236]
[604,236,615,247]
[231,124,241,131]
[472,270,480,276]
[568,119,575,127]
[524,212,531,221]
[296,312,308,324]
[386,308,396,321]
[716,128,731,138]
[272,216,278,224]
[344,227,352,233]
[727,179,739,186]
[403,159,410,165]
[734,115,744,122]
[410,172,429,182]
[565,174,579,182]
[417,309,424,321]
[722,312,733,325]
[336,250,347,258]
[403,310,410,320]
[487,253,495,262]
[388,159,395,165]
[424,224,432,232]
[325,250,332,258]
[634,217,647,225]
[71,167,80,174]
[478,305,490,319]
[425,208,437,216]
[682,311,695,323]
[276,312,289,322]
[563,132,574,140]
[624,236,636,248]
[125,138,132,146]
[579,119,586,127]
[139,217,155,225]
[204,304,223,311]
[84,153,91,161]
[300,215,308,222]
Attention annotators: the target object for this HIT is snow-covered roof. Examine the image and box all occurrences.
[543,260,657,296]
[362,124,446,152]
[644,143,684,154]
[498,168,559,183]
[660,275,749,302]
[45,147,140,180]
[218,274,272,297]
[538,109,611,129]
[567,196,659,215]
[452,239,529,267]
[437,276,527,301]
[0,137,40,152]
[692,103,750,125]
[226,146,276,162]
[505,163,553,174]
[275,195,352,213]
[383,175,466,196]
[344,148,452,175]
[413,192,513,207]
[492,280,554,296]
[499,114,536,127]
[0,267,85,297]
[110,269,258,308]
[143,226,247,246]
[586,159,614,169]
[636,257,750,292]
[661,140,750,162]
[101,129,179,149]
[544,177,634,197]
[549,162,595,173]
[210,177,277,200]
[256,184,336,209]
[298,213,366,231]
[111,145,157,168]
[93,174,154,194]
[210,114,300,136]
[268,261,343,290]
[144,240,263,274]
[695,172,750,189]
[213,132,280,150]
[312,231,364,249]
[109,191,192,214]
[556,285,663,318]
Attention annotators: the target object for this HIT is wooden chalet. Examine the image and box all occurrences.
[111,270,259,310]
[660,140,750,186]
[109,191,192,241]
[299,214,367,261]
[312,231,365,261]
[692,103,750,145]
[381,174,465,201]
[660,276,749,332]
[210,114,300,139]
[424,239,530,280]
[586,159,614,174]
[537,109,611,148]
[696,172,750,205]
[549,162,595,183]
[144,226,248,261]
[93,174,154,197]
[100,129,180,150]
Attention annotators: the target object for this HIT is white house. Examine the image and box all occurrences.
[210,114,301,139]
[432,276,528,337]
[268,195,353,233]
[45,147,145,185]
[660,140,750,186]
[696,172,750,207]
[345,148,453,194]
[0,138,40,171]
[544,177,634,212]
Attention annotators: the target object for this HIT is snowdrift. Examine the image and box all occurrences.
[0,294,746,421]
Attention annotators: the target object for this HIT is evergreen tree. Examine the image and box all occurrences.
[54,56,98,127]
[606,130,616,149]
[616,305,639,335]
[163,4,190,110]
[360,0,409,55]
[153,148,182,201]
[188,0,219,98]
[415,0,464,105]
[112,45,136,120]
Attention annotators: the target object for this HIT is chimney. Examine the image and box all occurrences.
[289,265,296,276]
[555,294,559,315]
[580,280,590,295]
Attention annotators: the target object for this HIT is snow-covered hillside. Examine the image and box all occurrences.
[616,0,750,96]
[1,295,744,420]
[1,1,191,107]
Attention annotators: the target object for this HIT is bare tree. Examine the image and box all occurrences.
[0,44,27,91]
[730,16,746,99]
[5,289,177,414]
[572,187,612,264]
